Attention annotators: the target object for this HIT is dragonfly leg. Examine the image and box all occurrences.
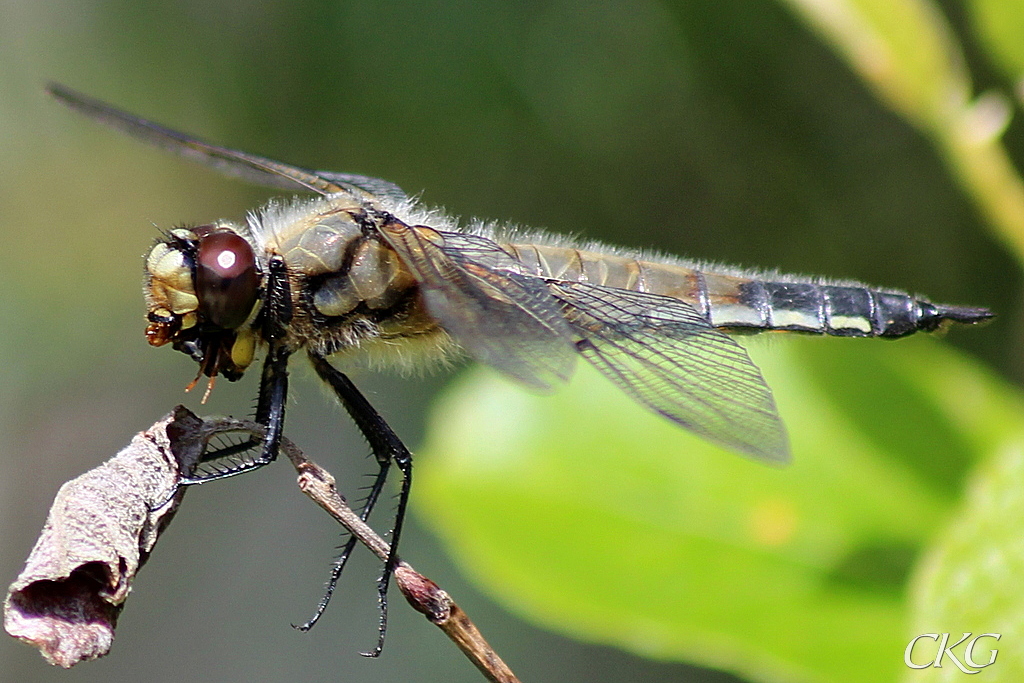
[179,342,290,485]
[293,455,389,632]
[306,351,412,657]
[180,255,293,485]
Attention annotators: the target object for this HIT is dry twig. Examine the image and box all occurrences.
[5,408,520,682]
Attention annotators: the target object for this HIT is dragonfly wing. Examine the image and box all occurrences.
[378,223,577,391]
[48,83,406,201]
[548,281,789,463]
[313,171,407,203]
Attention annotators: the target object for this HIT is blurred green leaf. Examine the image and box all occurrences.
[904,397,1024,680]
[779,0,1024,266]
[968,0,1024,88]
[417,336,1021,683]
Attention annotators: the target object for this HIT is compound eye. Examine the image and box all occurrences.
[195,231,259,329]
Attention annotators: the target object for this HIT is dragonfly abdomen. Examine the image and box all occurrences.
[506,242,991,337]
[710,279,992,337]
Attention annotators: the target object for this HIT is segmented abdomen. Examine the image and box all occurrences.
[504,242,990,337]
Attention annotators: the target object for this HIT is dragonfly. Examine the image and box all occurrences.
[48,83,992,654]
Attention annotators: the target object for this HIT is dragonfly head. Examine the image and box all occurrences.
[144,223,262,382]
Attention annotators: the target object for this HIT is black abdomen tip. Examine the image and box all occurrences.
[918,302,994,332]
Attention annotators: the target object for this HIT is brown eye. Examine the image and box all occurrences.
[195,231,259,329]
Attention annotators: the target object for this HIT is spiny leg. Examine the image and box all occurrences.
[294,459,389,632]
[306,351,413,657]
[179,342,291,484]
[180,255,293,485]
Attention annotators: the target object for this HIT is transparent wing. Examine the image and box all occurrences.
[377,221,577,390]
[312,170,408,203]
[47,83,407,202]
[548,281,789,463]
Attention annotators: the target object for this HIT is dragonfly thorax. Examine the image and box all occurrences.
[257,200,441,366]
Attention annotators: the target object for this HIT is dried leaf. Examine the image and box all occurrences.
[4,406,205,667]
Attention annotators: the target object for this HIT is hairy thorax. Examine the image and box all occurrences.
[258,197,453,371]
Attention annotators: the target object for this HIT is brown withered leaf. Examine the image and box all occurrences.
[4,406,205,667]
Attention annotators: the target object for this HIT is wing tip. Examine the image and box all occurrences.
[728,431,790,466]
[45,81,91,111]
[44,81,67,97]
[750,444,792,467]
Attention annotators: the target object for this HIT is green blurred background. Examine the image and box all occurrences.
[1,1,1020,682]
